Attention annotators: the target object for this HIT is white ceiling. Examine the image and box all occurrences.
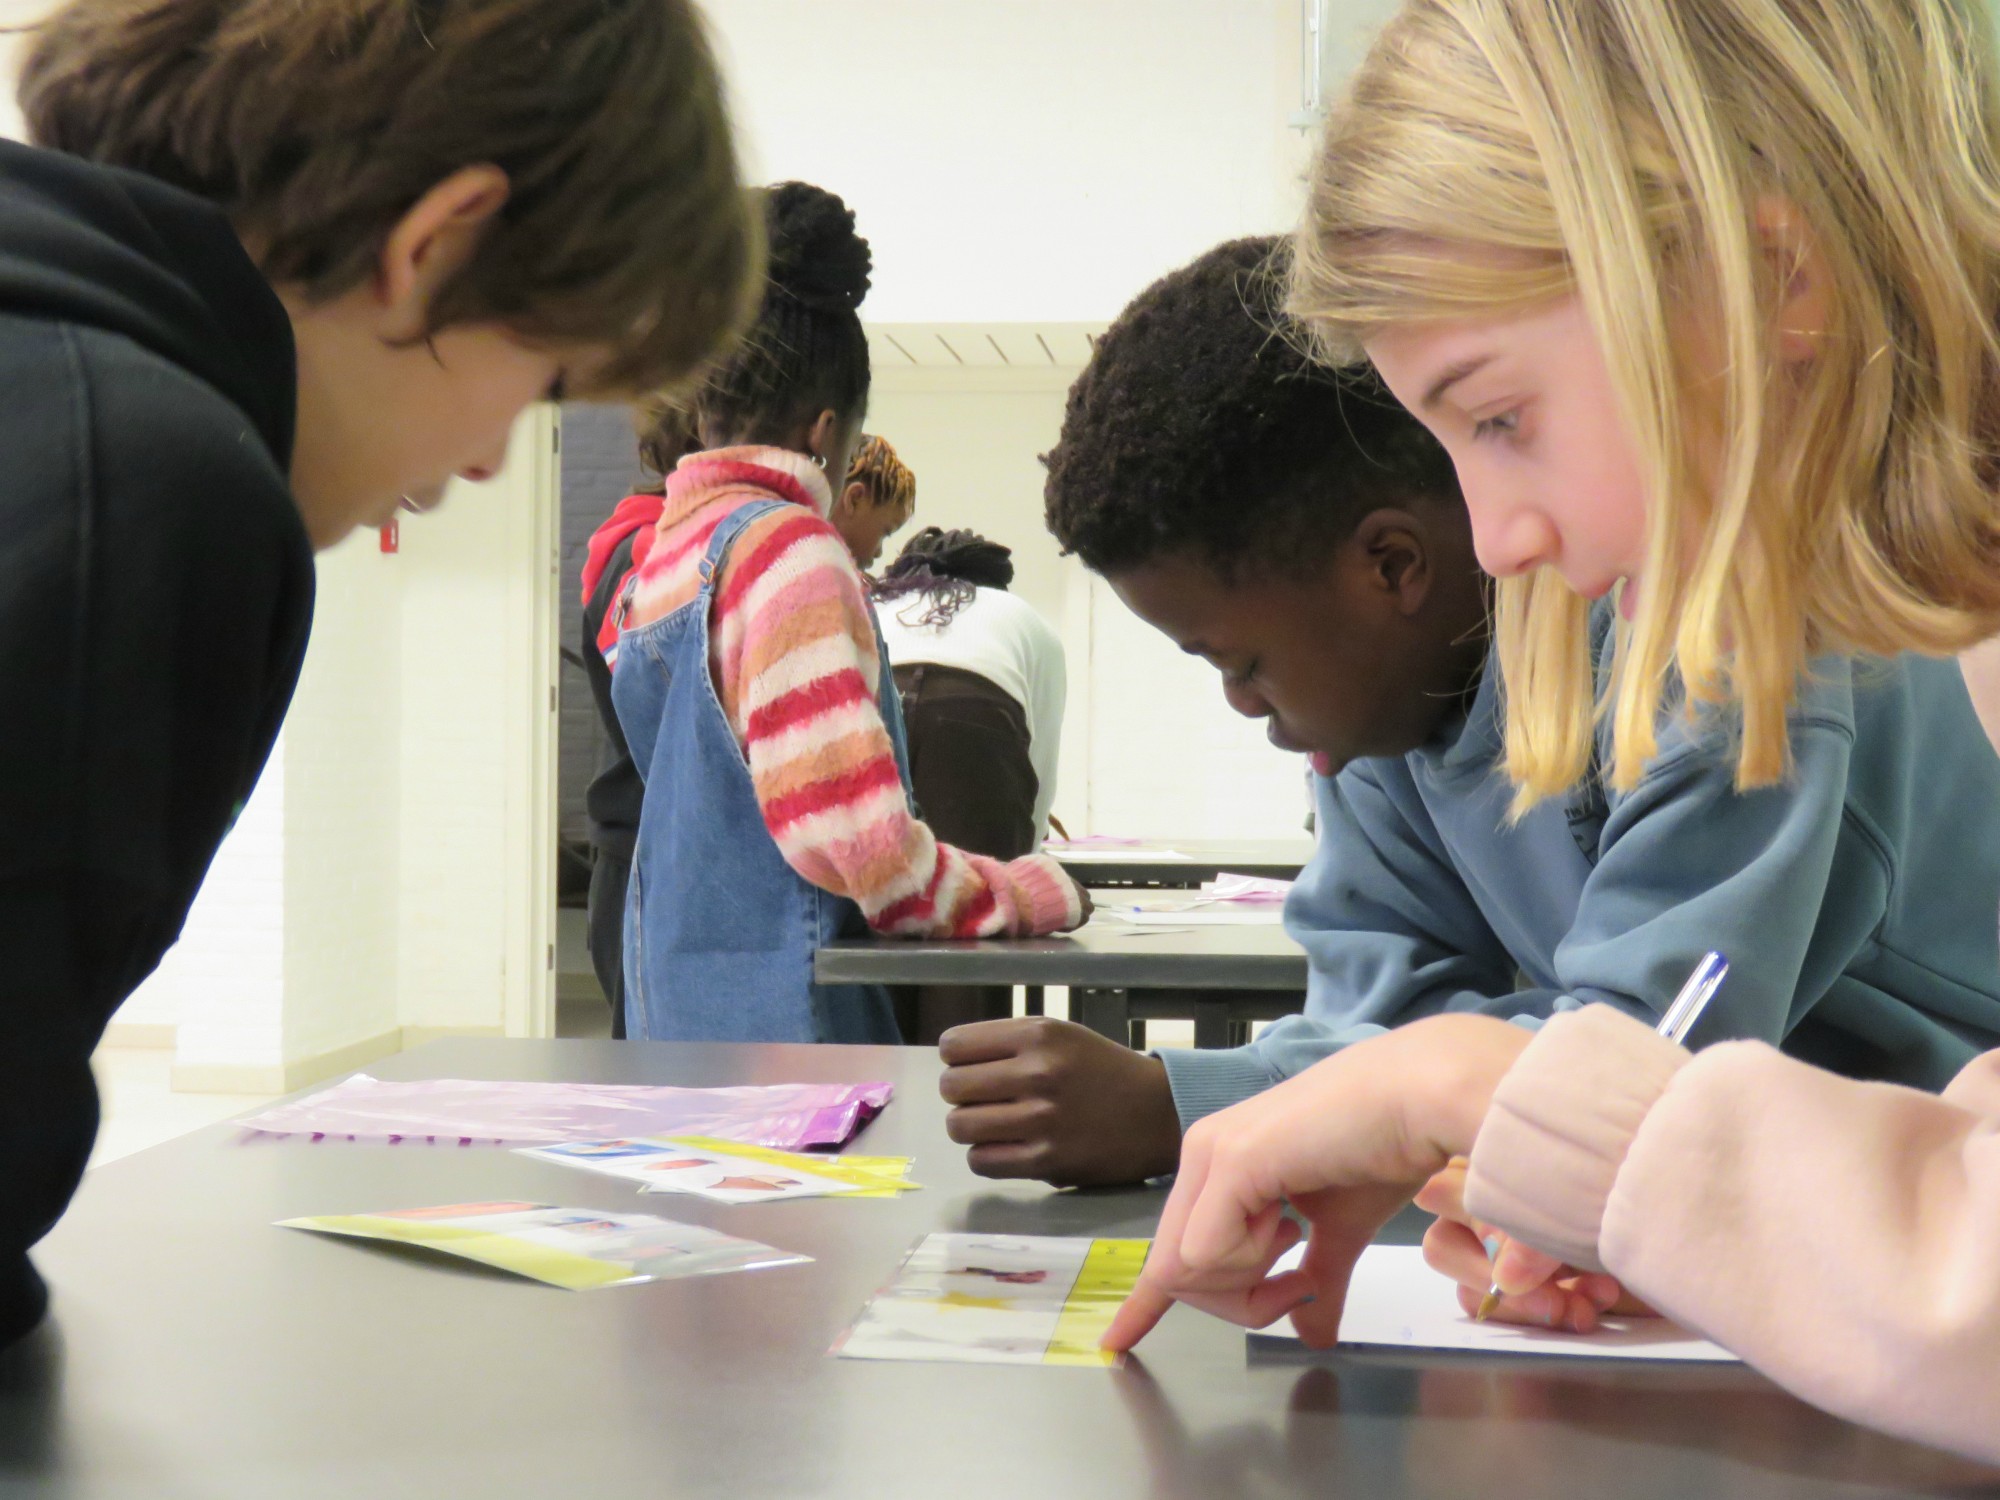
[865,323,1105,372]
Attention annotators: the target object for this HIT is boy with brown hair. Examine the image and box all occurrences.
[0,0,757,1343]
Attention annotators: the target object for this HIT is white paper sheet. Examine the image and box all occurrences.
[834,1233,1149,1367]
[1253,1244,1738,1362]
[1048,847,1195,863]
[515,1138,871,1204]
[1091,905,1280,926]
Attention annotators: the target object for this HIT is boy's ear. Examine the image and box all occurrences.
[376,164,512,334]
[1354,508,1431,615]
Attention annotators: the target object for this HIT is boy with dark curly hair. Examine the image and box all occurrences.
[936,236,2000,1191]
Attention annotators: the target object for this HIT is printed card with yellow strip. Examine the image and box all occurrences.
[279,1203,808,1290]
[515,1136,919,1204]
[833,1232,1150,1367]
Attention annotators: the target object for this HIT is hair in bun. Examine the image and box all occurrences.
[695,181,874,447]
[765,181,872,314]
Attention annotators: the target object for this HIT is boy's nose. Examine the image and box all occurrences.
[1222,678,1271,721]
[458,436,512,485]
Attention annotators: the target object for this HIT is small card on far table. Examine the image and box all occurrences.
[834,1232,1149,1368]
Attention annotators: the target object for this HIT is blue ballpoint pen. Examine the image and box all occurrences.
[1475,950,1730,1321]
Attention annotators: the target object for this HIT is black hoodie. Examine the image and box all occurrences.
[0,141,314,1343]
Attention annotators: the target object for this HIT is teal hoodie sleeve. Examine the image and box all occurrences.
[1158,692,1883,1131]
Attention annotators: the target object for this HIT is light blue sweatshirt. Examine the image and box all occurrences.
[1159,611,2000,1127]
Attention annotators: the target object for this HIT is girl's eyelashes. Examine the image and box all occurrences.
[1472,409,1521,441]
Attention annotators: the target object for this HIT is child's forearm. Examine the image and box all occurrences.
[733,540,1078,938]
[1467,1007,2000,1464]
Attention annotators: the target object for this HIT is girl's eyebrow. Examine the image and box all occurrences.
[1422,354,1496,412]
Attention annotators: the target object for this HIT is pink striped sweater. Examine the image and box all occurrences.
[620,446,1083,938]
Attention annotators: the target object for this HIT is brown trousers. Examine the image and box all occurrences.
[889,663,1040,1044]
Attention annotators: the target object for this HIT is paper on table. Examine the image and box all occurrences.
[280,1202,808,1290]
[1048,847,1195,863]
[1092,904,1279,926]
[1199,873,1294,903]
[835,1233,1149,1368]
[662,1137,920,1198]
[1253,1244,1738,1362]
[237,1075,892,1150]
[515,1137,875,1204]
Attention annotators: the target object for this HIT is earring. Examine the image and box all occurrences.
[812,455,827,470]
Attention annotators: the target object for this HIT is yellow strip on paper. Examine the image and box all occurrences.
[1045,1238,1152,1366]
[281,1215,631,1291]
[662,1137,921,1196]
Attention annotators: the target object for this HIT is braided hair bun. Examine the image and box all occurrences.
[695,181,874,446]
[765,181,872,314]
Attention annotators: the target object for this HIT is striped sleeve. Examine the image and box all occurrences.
[716,513,1082,939]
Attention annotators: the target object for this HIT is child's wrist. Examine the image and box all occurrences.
[1401,1015,1533,1163]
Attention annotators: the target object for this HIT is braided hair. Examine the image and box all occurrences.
[875,527,1014,628]
[694,181,872,449]
[844,434,915,511]
[629,394,701,494]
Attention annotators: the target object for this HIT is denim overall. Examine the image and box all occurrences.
[613,497,912,1043]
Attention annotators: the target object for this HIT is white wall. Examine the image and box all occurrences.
[867,377,1070,626]
[280,535,404,1063]
[868,370,1313,839]
[701,0,1319,323]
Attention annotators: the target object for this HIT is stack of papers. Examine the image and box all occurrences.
[516,1136,920,1204]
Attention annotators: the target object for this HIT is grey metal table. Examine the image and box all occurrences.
[816,921,1310,1048]
[1049,838,1315,889]
[13,1039,1998,1500]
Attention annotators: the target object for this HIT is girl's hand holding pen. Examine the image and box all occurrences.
[1413,1159,1643,1334]
[1411,954,1723,1335]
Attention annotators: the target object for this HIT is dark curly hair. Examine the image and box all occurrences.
[875,527,1013,628]
[1044,236,1458,579]
[695,180,871,446]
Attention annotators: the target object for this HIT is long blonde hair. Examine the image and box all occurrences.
[1292,0,2000,810]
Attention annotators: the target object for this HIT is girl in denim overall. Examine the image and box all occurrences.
[611,184,1084,1044]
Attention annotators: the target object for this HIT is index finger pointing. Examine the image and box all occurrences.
[1101,1281,1175,1353]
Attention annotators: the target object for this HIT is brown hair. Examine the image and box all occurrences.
[845,434,914,512]
[630,394,702,494]
[18,0,762,399]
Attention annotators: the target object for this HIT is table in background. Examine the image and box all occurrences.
[817,917,1308,1048]
[1047,838,1314,890]
[14,1039,1996,1500]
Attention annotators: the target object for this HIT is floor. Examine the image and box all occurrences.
[88,1046,274,1169]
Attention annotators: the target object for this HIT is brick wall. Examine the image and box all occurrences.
[558,403,648,866]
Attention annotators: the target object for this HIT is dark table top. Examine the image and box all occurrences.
[816,918,1309,990]
[1048,839,1315,888]
[11,1039,1998,1500]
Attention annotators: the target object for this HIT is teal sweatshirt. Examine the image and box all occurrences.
[1159,609,2000,1127]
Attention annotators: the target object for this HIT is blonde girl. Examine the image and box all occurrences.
[1112,0,2000,1463]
